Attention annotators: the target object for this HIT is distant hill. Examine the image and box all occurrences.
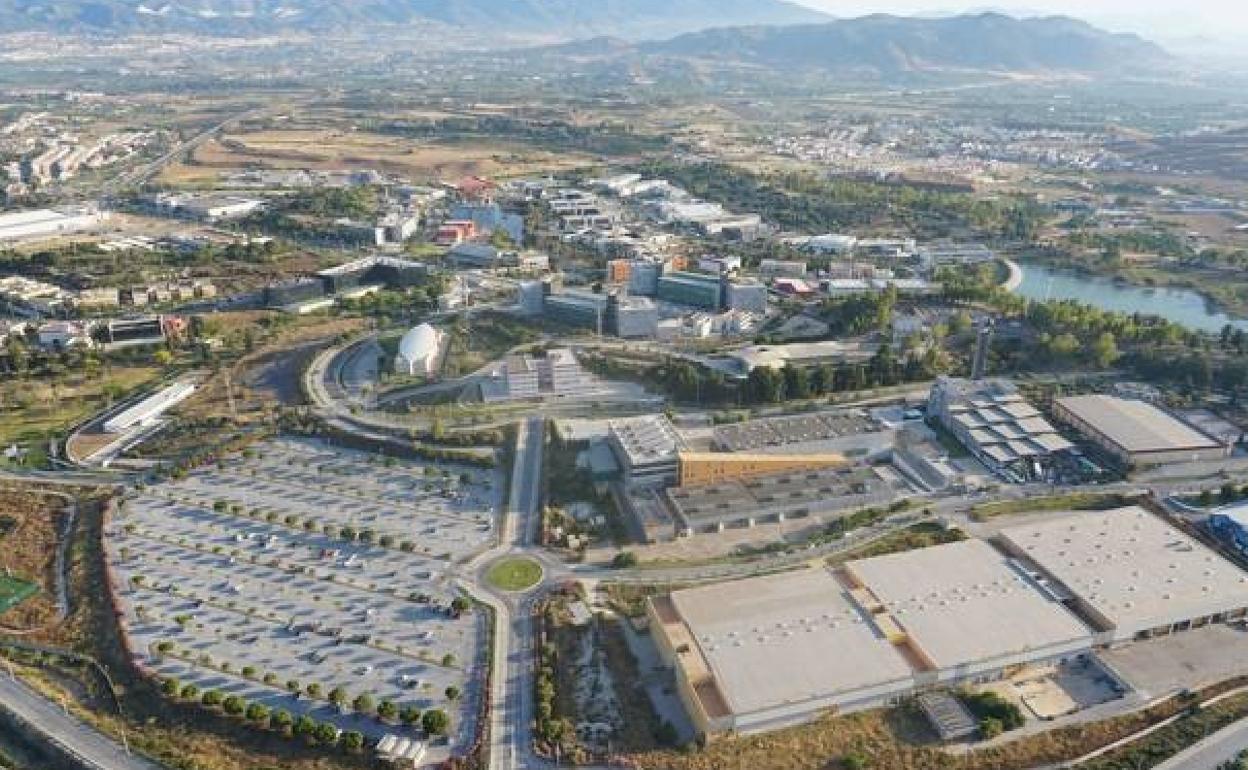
[636,13,1170,77]
[0,0,828,38]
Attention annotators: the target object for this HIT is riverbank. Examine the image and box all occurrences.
[1000,258,1024,292]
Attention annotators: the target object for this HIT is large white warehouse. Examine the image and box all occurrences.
[394,323,443,377]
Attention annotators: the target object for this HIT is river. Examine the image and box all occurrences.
[1012,262,1248,334]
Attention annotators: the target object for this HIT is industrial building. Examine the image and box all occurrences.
[393,324,443,377]
[711,410,895,457]
[0,206,110,242]
[650,538,1092,737]
[103,380,197,434]
[607,415,685,487]
[663,463,897,535]
[1052,395,1231,468]
[675,452,847,488]
[999,506,1248,644]
[928,378,1073,482]
[1210,501,1248,555]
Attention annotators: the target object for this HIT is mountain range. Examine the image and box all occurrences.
[631,13,1171,77]
[0,0,827,37]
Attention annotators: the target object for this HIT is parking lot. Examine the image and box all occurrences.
[105,437,502,762]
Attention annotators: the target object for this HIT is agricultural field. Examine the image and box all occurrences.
[106,437,501,763]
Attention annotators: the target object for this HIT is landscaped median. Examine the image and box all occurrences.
[969,491,1133,522]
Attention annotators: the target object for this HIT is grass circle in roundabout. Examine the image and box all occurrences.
[485,556,543,592]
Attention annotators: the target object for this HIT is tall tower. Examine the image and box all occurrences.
[972,317,995,381]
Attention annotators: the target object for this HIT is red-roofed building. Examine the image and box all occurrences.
[455,176,496,204]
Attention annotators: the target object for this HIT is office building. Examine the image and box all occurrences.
[606,295,658,339]
[657,271,723,310]
[725,279,768,314]
[607,415,684,487]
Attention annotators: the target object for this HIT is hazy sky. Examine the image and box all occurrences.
[791,1,1247,43]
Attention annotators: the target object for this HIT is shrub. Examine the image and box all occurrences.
[201,690,223,707]
[180,684,199,700]
[422,708,450,736]
[222,696,246,716]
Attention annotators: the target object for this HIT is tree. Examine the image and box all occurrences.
[342,731,365,752]
[1090,332,1120,368]
[612,551,638,569]
[270,709,294,734]
[1222,483,1241,505]
[352,693,375,714]
[451,596,472,614]
[293,715,317,738]
[445,685,461,701]
[306,682,322,698]
[400,705,422,725]
[201,690,223,707]
[422,708,450,736]
[161,677,181,696]
[328,686,347,707]
[222,695,246,716]
[246,703,270,723]
[313,722,340,745]
[377,700,398,721]
[180,683,199,700]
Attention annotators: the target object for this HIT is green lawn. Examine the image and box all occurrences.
[485,557,543,592]
[0,575,38,615]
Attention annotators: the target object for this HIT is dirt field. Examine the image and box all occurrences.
[158,128,594,185]
[0,486,70,633]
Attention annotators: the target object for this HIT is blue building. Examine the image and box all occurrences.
[1210,502,1248,553]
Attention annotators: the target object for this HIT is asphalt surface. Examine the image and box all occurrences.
[0,674,165,770]
[1154,718,1248,769]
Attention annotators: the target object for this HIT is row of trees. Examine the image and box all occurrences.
[160,674,451,736]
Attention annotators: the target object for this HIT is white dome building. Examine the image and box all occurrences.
[394,323,443,377]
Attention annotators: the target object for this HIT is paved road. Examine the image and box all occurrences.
[1154,718,1248,770]
[458,416,548,770]
[0,675,165,770]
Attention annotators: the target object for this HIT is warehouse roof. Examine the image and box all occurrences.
[846,539,1091,670]
[1000,506,1248,634]
[668,568,914,716]
[1055,395,1221,454]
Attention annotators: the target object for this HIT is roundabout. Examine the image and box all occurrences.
[484,555,544,593]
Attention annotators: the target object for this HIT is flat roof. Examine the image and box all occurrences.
[1000,506,1248,634]
[670,568,914,717]
[1056,395,1221,454]
[846,539,1091,670]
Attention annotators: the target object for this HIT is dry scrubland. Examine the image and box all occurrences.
[0,486,68,632]
[158,129,594,185]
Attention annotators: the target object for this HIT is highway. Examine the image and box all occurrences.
[0,674,165,770]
